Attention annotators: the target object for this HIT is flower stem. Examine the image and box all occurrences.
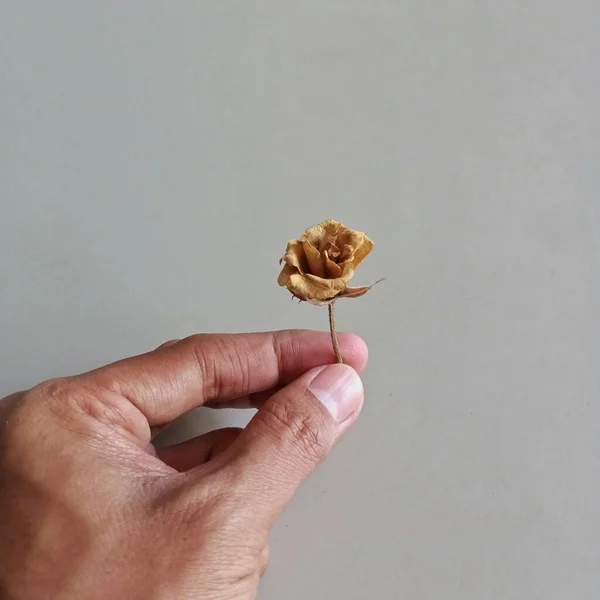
[328,301,343,364]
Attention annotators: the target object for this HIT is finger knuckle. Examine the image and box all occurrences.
[189,334,265,401]
[32,377,88,422]
[165,472,230,526]
[262,400,326,463]
[33,377,72,401]
[27,378,135,443]
[10,378,71,425]
[0,380,71,462]
[191,336,232,399]
[271,330,302,375]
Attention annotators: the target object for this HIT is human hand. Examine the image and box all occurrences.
[0,330,367,599]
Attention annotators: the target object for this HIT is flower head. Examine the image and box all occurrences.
[278,219,375,305]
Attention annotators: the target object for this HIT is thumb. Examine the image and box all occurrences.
[225,364,364,527]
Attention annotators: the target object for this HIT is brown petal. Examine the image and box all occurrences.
[287,273,341,304]
[337,229,363,250]
[302,240,326,278]
[320,219,343,237]
[324,251,342,278]
[304,273,348,300]
[282,240,308,274]
[303,223,326,247]
[327,243,341,259]
[316,220,343,252]
[319,236,333,253]
[351,236,374,269]
[277,264,296,287]
[339,244,356,264]
[340,261,356,282]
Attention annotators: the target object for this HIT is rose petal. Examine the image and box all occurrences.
[337,230,363,254]
[302,240,326,278]
[320,219,343,237]
[288,273,341,303]
[324,251,342,278]
[339,244,356,264]
[340,261,355,282]
[277,264,296,287]
[317,220,343,252]
[283,240,308,274]
[303,274,348,302]
[303,223,326,247]
[327,243,341,259]
[351,236,374,269]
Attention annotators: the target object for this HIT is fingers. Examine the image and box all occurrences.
[83,330,368,425]
[156,428,242,471]
[220,364,364,528]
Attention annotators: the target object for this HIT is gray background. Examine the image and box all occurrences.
[2,1,599,598]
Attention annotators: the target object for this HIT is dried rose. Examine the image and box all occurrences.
[277,219,375,306]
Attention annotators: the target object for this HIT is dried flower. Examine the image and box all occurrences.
[278,219,375,306]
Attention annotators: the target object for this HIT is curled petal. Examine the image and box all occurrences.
[324,251,342,278]
[351,236,374,269]
[287,273,341,304]
[305,273,348,294]
[337,229,363,252]
[282,240,308,274]
[303,223,326,247]
[319,219,343,238]
[277,264,296,287]
[302,240,326,278]
[340,261,355,281]
[339,244,355,264]
[328,244,341,259]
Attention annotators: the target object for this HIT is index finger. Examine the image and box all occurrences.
[82,330,368,425]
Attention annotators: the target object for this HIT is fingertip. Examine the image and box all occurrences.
[337,333,369,372]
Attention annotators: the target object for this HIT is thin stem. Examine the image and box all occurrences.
[328,301,343,364]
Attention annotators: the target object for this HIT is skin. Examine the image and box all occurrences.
[0,330,368,600]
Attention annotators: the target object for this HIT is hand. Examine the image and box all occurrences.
[0,330,367,600]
